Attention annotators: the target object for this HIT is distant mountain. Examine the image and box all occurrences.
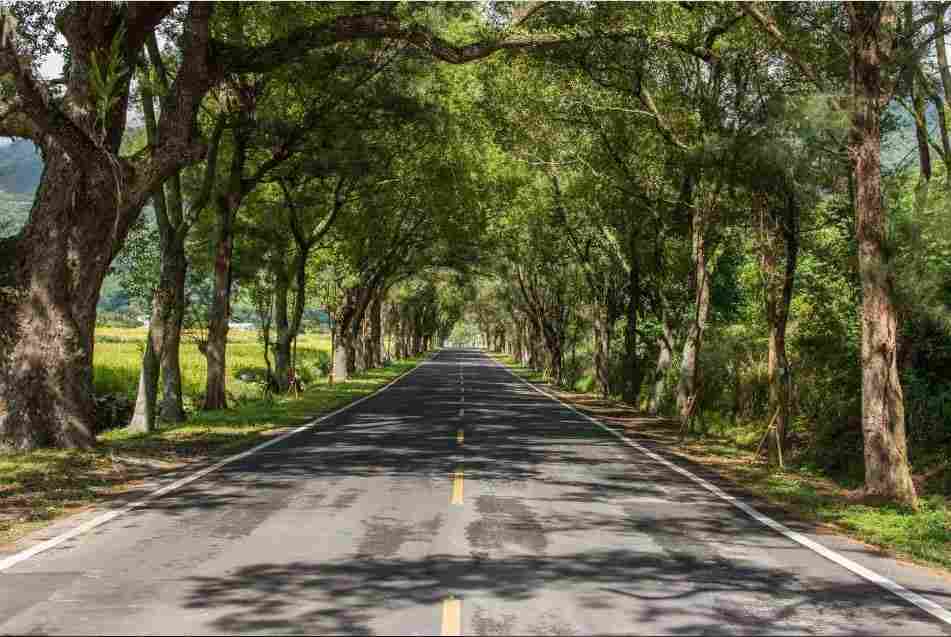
[882,101,940,173]
[0,141,40,237]
[0,126,144,238]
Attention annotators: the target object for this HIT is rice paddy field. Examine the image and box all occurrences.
[94,326,332,406]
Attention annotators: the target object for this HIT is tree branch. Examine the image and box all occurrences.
[0,14,99,157]
[738,2,821,85]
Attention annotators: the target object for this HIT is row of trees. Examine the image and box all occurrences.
[460,2,951,510]
[0,2,500,445]
[0,2,945,511]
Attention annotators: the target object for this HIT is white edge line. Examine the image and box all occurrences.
[486,352,951,627]
[0,353,436,573]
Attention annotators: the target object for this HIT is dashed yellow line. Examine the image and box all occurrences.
[441,596,461,635]
[451,468,464,505]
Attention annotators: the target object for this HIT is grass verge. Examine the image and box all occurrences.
[0,356,424,547]
[492,352,951,573]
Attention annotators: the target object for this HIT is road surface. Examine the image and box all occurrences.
[2,349,951,635]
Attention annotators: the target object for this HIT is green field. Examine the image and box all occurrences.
[93,326,332,406]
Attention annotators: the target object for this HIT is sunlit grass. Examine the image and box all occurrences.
[93,327,332,405]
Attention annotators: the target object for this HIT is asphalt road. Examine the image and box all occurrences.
[2,349,951,635]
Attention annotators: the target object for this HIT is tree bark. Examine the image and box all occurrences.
[332,286,375,381]
[130,333,160,434]
[203,195,235,411]
[592,305,612,398]
[648,311,674,416]
[622,231,643,406]
[273,259,293,392]
[756,190,800,467]
[847,2,917,507]
[130,47,192,429]
[129,244,187,431]
[676,198,712,426]
[369,294,383,368]
[158,244,187,422]
[0,148,127,449]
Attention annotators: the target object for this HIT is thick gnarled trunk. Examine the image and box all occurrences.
[0,152,130,449]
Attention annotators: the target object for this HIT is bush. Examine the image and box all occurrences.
[315,350,332,376]
[93,392,134,434]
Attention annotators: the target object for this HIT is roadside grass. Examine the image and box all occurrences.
[0,355,423,547]
[492,352,951,572]
[93,327,332,405]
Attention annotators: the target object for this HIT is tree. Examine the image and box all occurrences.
[742,0,919,508]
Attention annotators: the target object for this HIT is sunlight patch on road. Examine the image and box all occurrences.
[441,596,461,636]
[451,468,464,505]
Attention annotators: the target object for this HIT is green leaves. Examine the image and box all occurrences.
[88,25,129,135]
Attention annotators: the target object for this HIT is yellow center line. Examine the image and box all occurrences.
[441,596,461,636]
[451,468,464,505]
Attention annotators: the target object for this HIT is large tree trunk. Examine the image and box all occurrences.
[159,245,187,422]
[332,287,371,382]
[528,321,543,370]
[0,150,131,449]
[756,191,800,467]
[676,202,712,425]
[145,34,188,425]
[130,202,189,430]
[202,118,251,411]
[520,319,532,365]
[333,326,352,382]
[203,197,236,411]
[848,3,917,507]
[130,334,160,434]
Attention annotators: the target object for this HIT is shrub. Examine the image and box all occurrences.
[315,349,332,376]
[93,392,134,433]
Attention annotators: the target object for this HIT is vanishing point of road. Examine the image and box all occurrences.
[3,349,951,635]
